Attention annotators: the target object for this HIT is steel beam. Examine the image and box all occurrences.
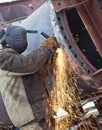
[77,0,102,57]
[51,0,89,12]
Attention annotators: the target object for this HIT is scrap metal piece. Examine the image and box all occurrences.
[52,108,68,123]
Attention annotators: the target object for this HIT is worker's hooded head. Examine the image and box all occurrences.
[0,25,37,53]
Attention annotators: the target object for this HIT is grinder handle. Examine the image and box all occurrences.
[41,32,49,39]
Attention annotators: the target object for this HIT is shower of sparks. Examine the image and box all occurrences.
[48,48,81,130]
[48,48,97,130]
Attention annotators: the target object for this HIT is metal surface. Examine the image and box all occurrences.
[92,69,102,86]
[51,0,89,12]
[51,10,96,75]
[7,0,101,101]
[1,7,28,22]
[77,0,102,57]
[0,0,101,98]
[0,0,101,128]
[0,0,31,9]
[62,11,97,73]
[18,1,54,54]
[0,0,47,30]
[50,0,102,86]
[50,1,101,93]
[51,0,102,57]
[0,0,47,10]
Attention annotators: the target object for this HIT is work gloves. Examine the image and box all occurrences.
[39,37,59,50]
[38,37,59,78]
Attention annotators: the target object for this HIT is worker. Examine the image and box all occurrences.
[0,25,58,130]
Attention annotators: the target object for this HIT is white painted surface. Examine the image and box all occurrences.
[0,0,19,3]
[83,102,95,109]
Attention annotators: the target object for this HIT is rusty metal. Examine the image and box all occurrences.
[51,0,102,57]
[51,0,89,12]
[0,0,33,9]
[0,0,46,30]
[62,11,97,72]
[92,69,102,86]
[77,0,102,57]
[53,11,96,75]
[51,0,102,87]
[0,1,101,128]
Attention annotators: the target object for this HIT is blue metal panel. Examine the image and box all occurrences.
[18,1,54,55]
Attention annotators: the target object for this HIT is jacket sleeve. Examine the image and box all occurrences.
[1,47,52,75]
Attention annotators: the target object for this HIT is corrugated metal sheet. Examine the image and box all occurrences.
[0,0,19,4]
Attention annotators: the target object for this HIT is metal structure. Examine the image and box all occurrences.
[0,0,31,9]
[0,0,102,129]
[0,0,46,30]
[51,0,102,86]
[49,1,102,128]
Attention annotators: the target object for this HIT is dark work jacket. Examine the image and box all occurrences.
[0,47,52,127]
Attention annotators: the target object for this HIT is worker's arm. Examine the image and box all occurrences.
[0,47,51,74]
[0,37,58,76]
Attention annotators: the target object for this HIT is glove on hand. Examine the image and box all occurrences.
[39,37,59,50]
